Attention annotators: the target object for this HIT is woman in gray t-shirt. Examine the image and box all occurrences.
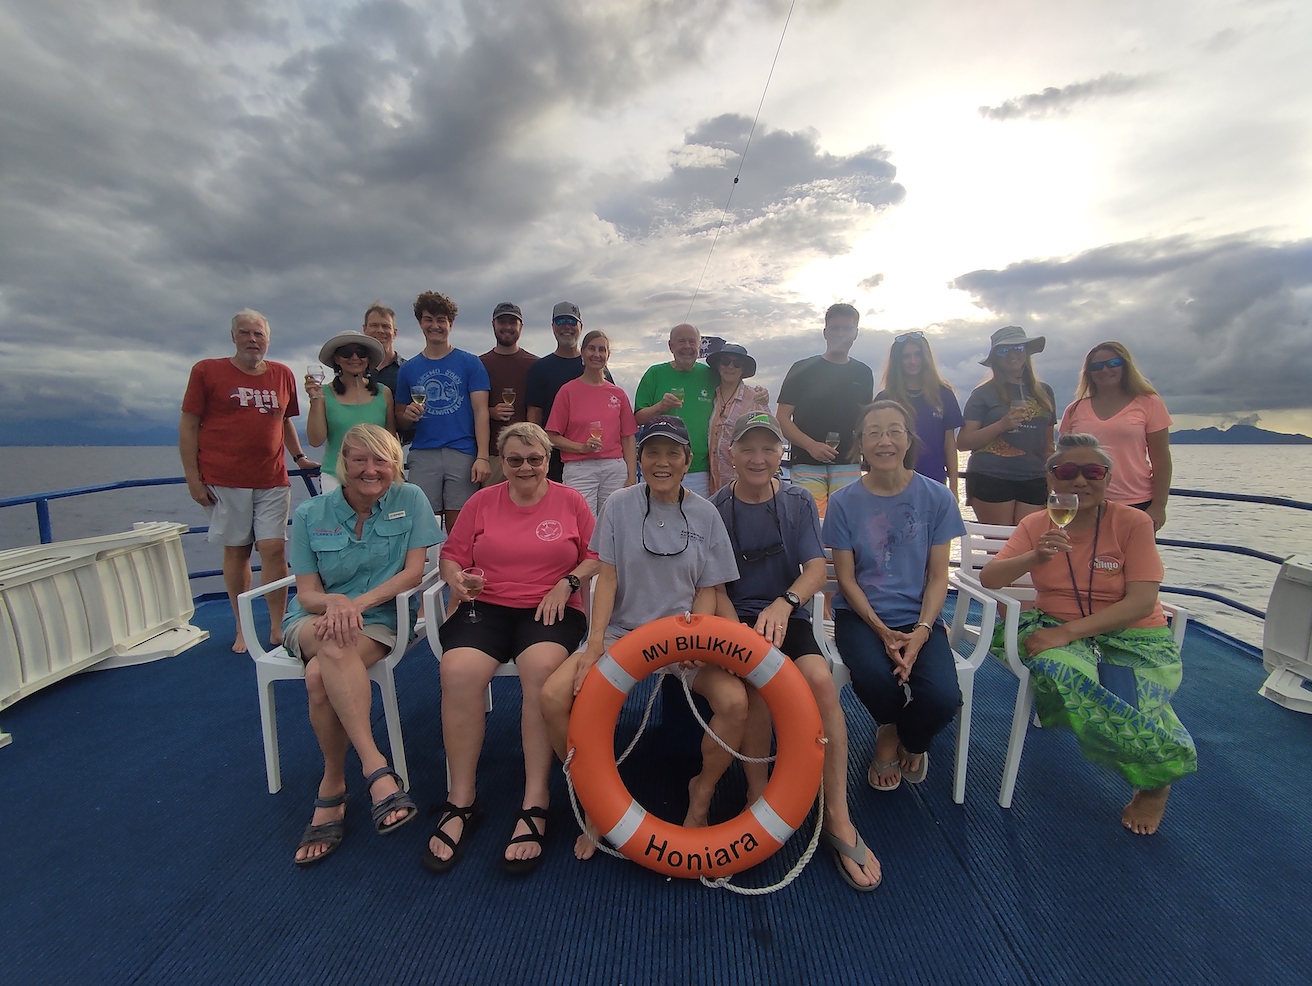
[958,326,1056,525]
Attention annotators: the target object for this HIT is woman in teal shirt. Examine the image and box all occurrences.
[282,424,443,866]
[306,331,396,492]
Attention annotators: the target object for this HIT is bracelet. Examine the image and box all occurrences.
[913,621,933,634]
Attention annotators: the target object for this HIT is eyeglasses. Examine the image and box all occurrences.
[717,356,745,368]
[641,487,690,557]
[861,428,908,441]
[336,345,371,359]
[553,316,580,328]
[993,344,1029,357]
[728,484,785,564]
[1049,462,1109,481]
[895,331,925,343]
[1088,356,1126,372]
[502,454,546,468]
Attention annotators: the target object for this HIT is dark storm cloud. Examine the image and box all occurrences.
[599,114,904,237]
[948,235,1312,414]
[979,72,1155,121]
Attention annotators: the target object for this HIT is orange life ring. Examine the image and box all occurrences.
[567,613,825,879]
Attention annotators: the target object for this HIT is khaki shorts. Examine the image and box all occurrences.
[204,486,291,546]
[283,618,397,661]
[407,448,478,513]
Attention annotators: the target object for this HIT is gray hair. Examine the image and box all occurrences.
[231,309,270,335]
[1047,433,1113,471]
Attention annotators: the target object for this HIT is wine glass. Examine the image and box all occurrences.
[502,387,516,406]
[824,432,841,451]
[411,386,428,409]
[1047,492,1080,529]
[588,420,603,450]
[461,567,486,623]
[306,364,326,385]
[670,387,685,404]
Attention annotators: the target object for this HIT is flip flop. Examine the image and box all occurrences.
[422,799,485,874]
[294,789,347,867]
[897,745,929,784]
[822,830,881,892]
[502,806,548,877]
[365,765,418,834]
[868,754,902,792]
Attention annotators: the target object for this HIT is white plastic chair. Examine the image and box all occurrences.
[812,547,997,804]
[238,566,444,794]
[952,520,1188,808]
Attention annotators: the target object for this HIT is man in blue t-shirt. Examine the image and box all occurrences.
[396,290,490,529]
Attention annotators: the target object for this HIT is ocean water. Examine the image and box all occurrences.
[1,446,1309,647]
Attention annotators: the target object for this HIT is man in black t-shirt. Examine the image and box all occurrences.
[776,303,874,517]
[526,301,611,482]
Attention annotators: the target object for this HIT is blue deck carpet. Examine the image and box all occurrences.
[1,599,1309,985]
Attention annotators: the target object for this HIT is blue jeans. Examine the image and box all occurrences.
[833,611,960,754]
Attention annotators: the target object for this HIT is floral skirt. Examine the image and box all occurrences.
[996,610,1198,789]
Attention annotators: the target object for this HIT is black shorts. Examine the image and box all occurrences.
[739,616,823,662]
[965,473,1048,505]
[438,601,587,663]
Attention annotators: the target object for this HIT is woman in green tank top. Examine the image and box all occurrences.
[305,331,396,492]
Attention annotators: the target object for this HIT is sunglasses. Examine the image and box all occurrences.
[1088,356,1126,372]
[503,454,546,468]
[717,356,746,368]
[895,331,925,343]
[993,344,1029,357]
[553,316,580,328]
[1049,462,1109,481]
[336,345,371,359]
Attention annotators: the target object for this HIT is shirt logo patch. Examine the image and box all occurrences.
[230,387,282,413]
[414,367,466,416]
[388,510,407,520]
[1091,554,1122,575]
[608,395,620,407]
[536,520,564,542]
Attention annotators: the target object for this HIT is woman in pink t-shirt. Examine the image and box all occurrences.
[980,434,1195,836]
[426,422,600,877]
[1060,341,1172,530]
[545,330,637,519]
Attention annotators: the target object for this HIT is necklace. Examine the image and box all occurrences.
[1064,504,1102,618]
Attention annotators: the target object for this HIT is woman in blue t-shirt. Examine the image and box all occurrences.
[824,401,967,792]
[875,330,963,496]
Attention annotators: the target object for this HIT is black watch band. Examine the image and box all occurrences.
[564,574,581,592]
[783,591,802,611]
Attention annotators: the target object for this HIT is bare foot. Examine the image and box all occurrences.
[825,820,881,889]
[505,808,546,863]
[269,630,283,648]
[574,818,601,860]
[232,631,248,654]
[1122,786,1170,835]
[295,790,346,863]
[684,776,712,827]
[428,803,476,862]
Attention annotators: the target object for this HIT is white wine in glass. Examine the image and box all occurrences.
[462,567,486,623]
[824,432,841,450]
[411,388,428,408]
[1047,492,1080,528]
[589,421,603,444]
[502,387,516,405]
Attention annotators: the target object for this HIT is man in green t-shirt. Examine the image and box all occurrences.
[634,323,716,496]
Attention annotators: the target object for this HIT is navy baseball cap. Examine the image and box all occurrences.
[637,415,691,448]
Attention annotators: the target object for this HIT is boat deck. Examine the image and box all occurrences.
[2,598,1309,985]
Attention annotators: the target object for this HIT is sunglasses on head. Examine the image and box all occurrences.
[1049,462,1109,481]
[553,316,580,327]
[993,344,1029,357]
[895,331,925,344]
[1088,356,1126,372]
[336,345,371,359]
[502,454,546,468]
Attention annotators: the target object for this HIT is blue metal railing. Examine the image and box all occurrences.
[1,477,1306,618]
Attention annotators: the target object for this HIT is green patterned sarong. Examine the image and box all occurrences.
[994,610,1198,789]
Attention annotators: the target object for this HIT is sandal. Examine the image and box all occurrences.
[867,754,902,792]
[897,744,929,784]
[365,765,417,835]
[822,829,882,892]
[502,806,548,877]
[293,789,348,867]
[422,799,485,874]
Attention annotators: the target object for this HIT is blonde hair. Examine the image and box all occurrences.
[335,424,404,485]
[880,333,953,413]
[497,421,553,457]
[1074,341,1158,399]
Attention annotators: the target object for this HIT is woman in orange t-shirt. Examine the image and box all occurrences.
[981,434,1195,836]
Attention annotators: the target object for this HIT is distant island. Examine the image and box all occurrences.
[1171,424,1312,445]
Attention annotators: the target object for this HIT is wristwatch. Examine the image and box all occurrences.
[564,574,582,593]
[783,591,802,611]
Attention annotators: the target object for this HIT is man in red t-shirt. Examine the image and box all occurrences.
[179,310,315,653]
[479,302,536,485]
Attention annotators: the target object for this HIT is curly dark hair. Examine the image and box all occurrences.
[412,291,458,322]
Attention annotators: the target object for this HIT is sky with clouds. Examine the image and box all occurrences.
[3,0,1310,439]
